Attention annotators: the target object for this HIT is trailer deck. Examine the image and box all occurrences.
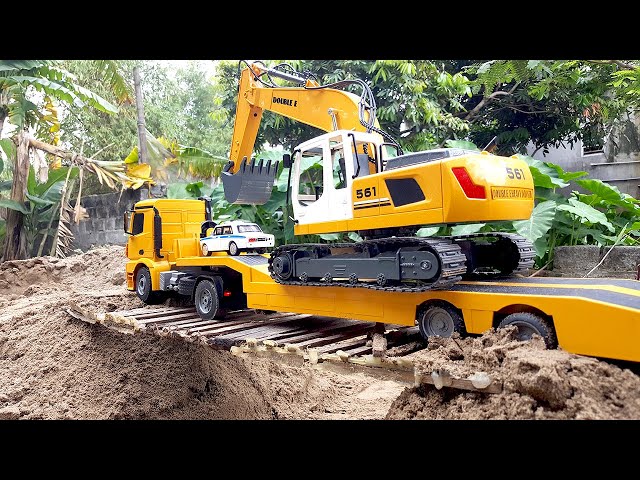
[168,253,640,363]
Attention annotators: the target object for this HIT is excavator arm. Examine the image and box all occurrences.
[222,61,384,204]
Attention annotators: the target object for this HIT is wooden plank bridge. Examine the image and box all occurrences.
[66,304,502,394]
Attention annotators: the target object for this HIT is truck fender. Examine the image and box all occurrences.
[128,258,171,292]
[193,275,224,301]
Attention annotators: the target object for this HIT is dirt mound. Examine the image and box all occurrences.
[0,246,403,419]
[1,245,639,420]
[386,329,640,420]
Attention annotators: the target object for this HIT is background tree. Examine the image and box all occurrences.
[452,60,639,155]
[60,60,232,193]
[0,60,121,260]
[213,59,640,158]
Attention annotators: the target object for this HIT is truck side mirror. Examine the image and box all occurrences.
[282,153,292,169]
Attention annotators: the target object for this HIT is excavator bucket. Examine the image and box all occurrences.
[220,157,280,205]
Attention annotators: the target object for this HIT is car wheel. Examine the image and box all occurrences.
[135,266,167,305]
[228,241,239,256]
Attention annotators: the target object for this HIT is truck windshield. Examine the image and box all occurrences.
[238,224,262,233]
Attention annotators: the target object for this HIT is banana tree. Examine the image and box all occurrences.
[0,60,124,260]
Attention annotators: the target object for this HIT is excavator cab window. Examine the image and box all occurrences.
[379,142,401,171]
[332,150,347,190]
[297,148,324,205]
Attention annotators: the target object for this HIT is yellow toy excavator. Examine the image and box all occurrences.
[220,61,536,291]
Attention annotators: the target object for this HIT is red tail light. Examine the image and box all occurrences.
[248,238,256,242]
[452,167,486,199]
[223,290,232,297]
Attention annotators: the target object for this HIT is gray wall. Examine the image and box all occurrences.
[525,115,640,198]
[552,245,640,279]
[70,189,145,251]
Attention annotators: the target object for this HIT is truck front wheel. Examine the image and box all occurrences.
[195,279,223,320]
[135,266,167,305]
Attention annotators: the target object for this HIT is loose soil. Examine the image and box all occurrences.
[0,245,638,420]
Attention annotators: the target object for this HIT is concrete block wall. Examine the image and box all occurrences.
[70,189,145,251]
[552,245,640,279]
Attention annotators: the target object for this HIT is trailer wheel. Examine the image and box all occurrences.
[228,242,239,256]
[498,312,557,349]
[135,267,166,305]
[194,279,221,320]
[418,303,466,340]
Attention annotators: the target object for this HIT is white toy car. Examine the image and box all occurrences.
[200,220,275,256]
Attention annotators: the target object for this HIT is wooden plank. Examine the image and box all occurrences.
[213,317,331,342]
[117,306,195,317]
[128,310,197,321]
[183,319,259,334]
[194,315,311,338]
[314,335,370,354]
[215,314,314,333]
[158,318,224,331]
[339,345,372,357]
[293,324,373,348]
[271,321,365,345]
[252,327,310,343]
[133,314,203,327]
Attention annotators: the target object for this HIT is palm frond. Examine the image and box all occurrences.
[93,60,134,105]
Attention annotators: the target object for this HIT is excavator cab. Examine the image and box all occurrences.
[290,130,385,226]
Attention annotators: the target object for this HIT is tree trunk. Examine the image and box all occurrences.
[2,133,30,261]
[0,92,8,136]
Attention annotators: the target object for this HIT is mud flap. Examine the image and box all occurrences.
[221,157,279,205]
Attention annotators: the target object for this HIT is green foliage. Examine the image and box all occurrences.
[0,61,119,132]
[0,166,79,255]
[0,139,16,173]
[512,155,639,266]
[460,60,636,155]
[58,60,231,195]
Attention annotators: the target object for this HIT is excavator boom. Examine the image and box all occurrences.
[222,62,381,204]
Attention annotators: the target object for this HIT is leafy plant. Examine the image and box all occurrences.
[0,165,79,256]
[415,143,640,268]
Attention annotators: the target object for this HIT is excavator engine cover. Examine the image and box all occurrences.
[221,157,279,205]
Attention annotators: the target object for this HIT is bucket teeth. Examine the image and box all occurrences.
[221,156,280,205]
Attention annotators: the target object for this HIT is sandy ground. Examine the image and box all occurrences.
[0,245,639,420]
